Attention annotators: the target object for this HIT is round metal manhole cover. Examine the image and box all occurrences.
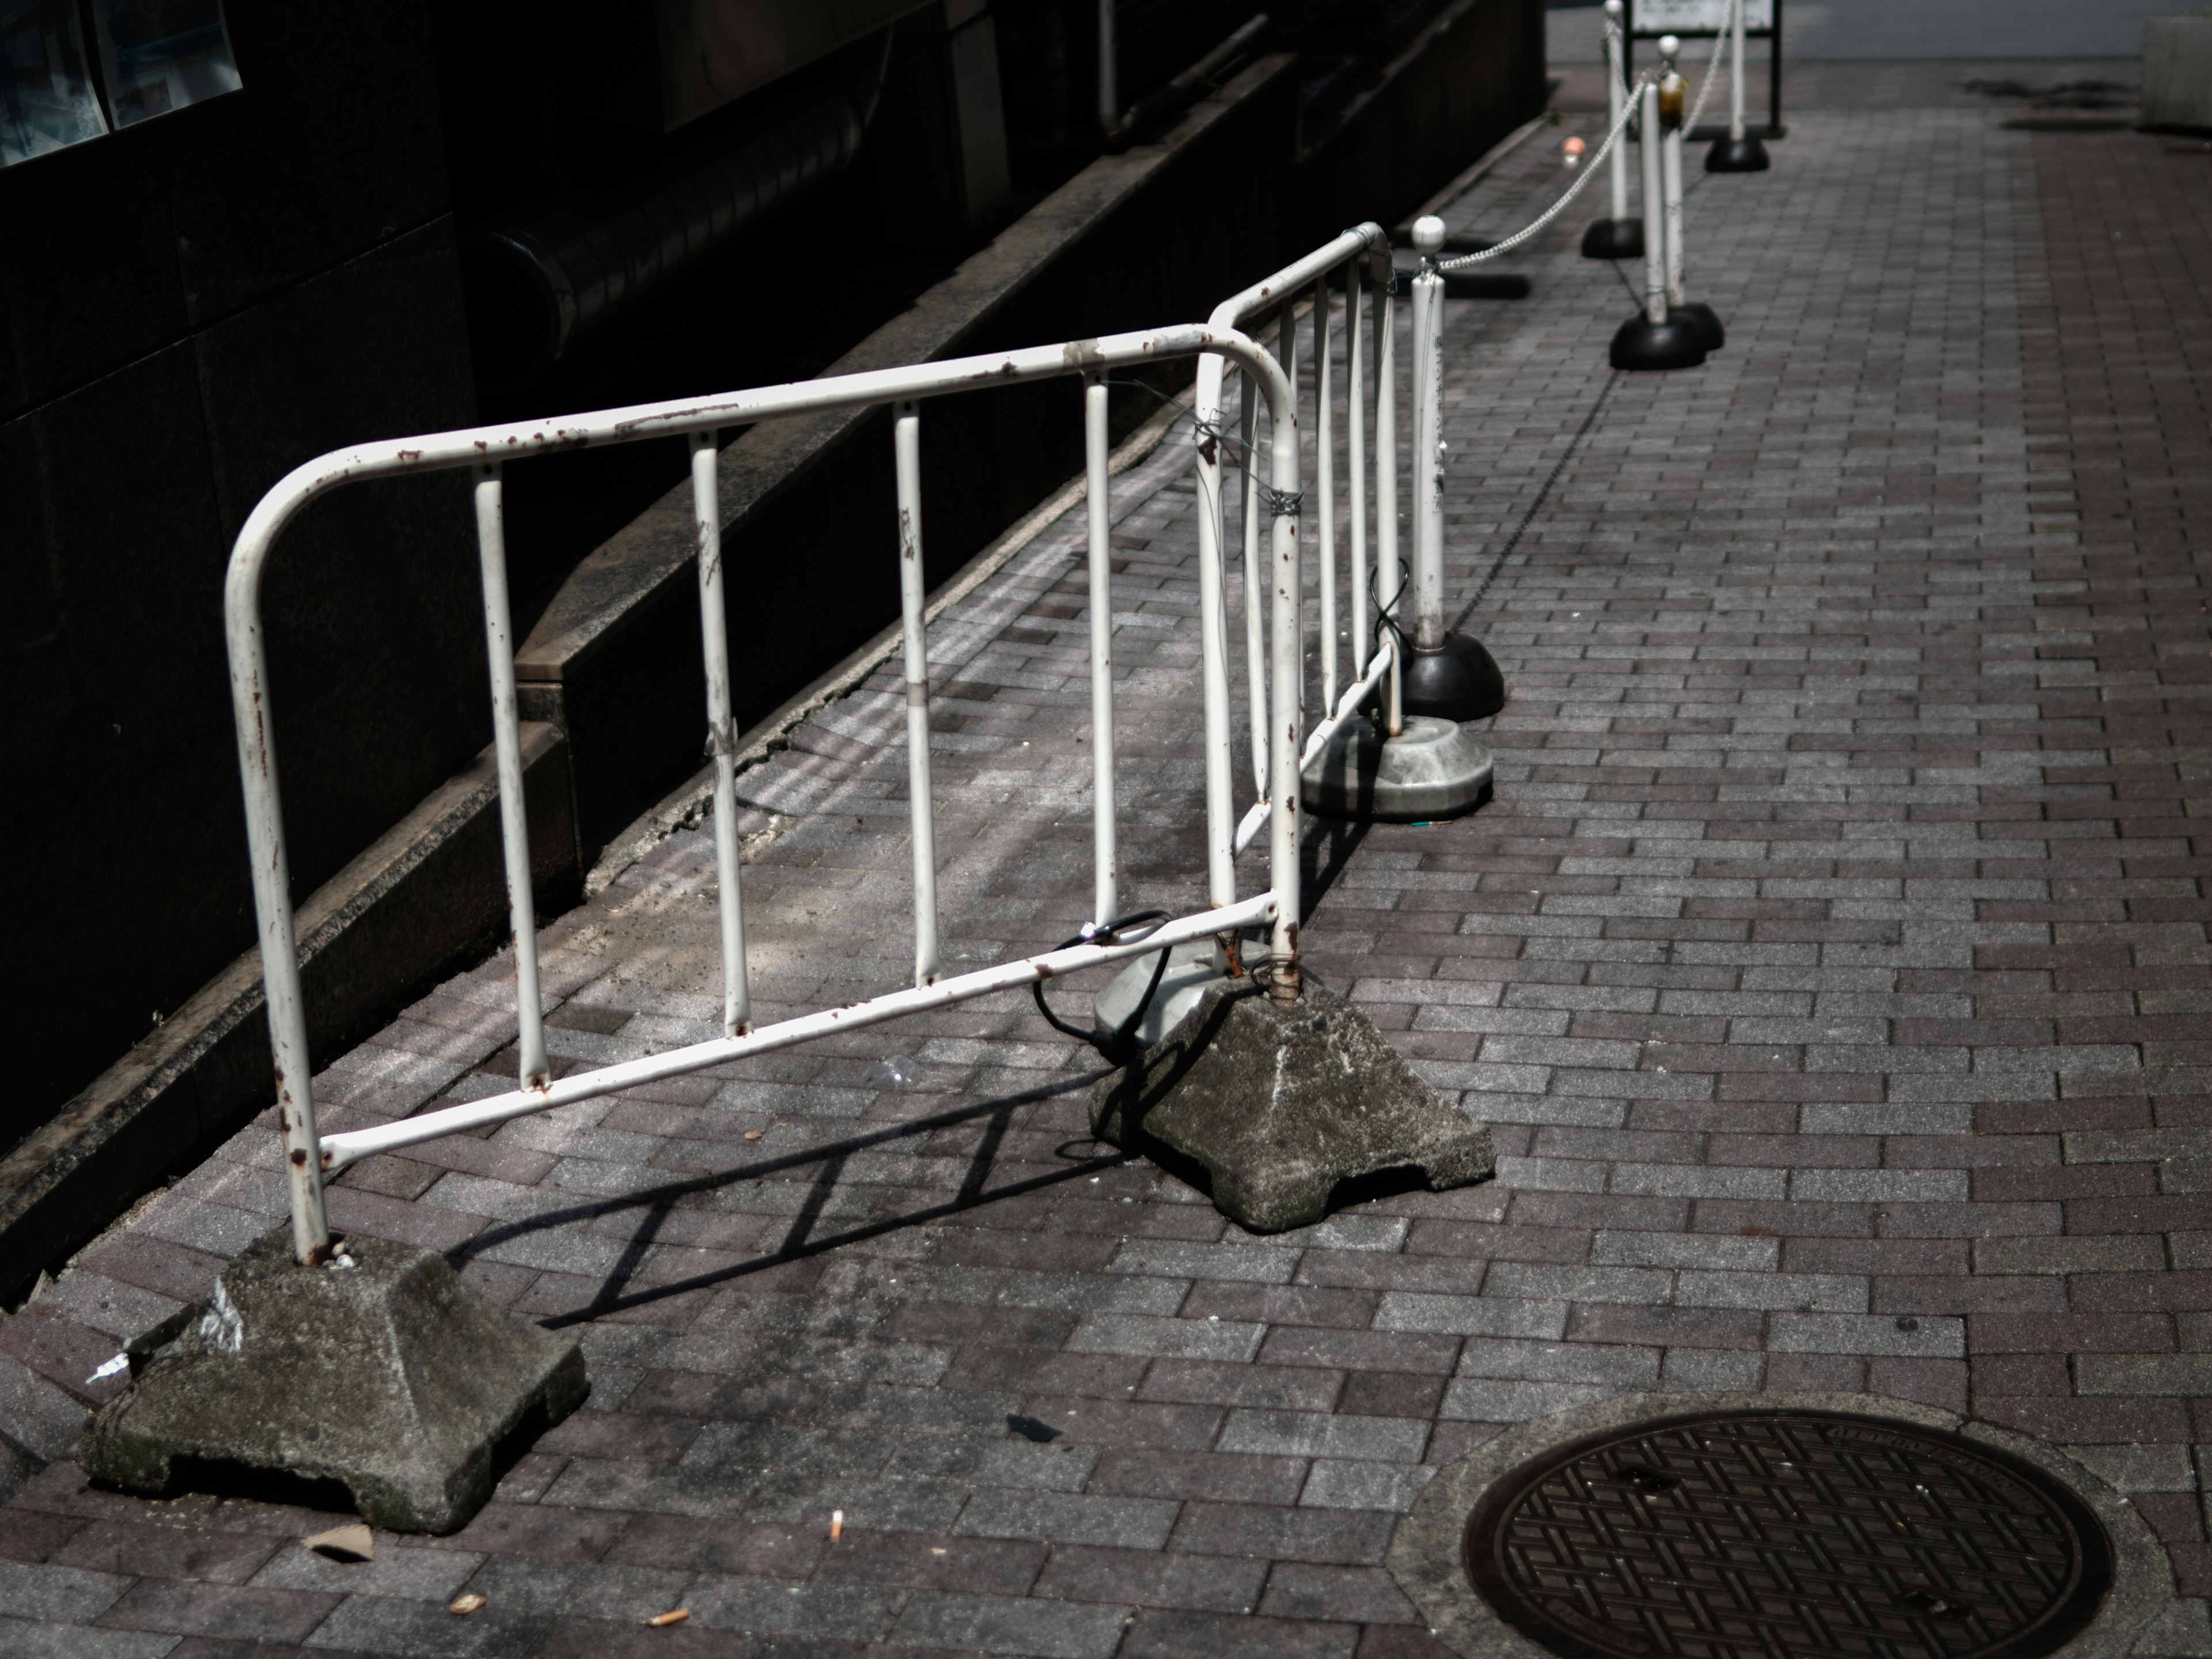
[1464,1409,2113,1659]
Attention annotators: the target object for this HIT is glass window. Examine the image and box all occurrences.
[90,0,239,128]
[0,0,109,166]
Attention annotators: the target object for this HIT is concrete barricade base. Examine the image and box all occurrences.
[80,1226,586,1535]
[1089,974,1494,1233]
[1302,714,1495,823]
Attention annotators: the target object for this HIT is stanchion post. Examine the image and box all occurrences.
[1396,218,1505,722]
[1582,0,1645,260]
[1660,37,1726,353]
[1707,0,1771,172]
[1608,77,1706,371]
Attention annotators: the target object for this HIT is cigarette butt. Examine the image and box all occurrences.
[646,1609,691,1627]
[448,1593,487,1616]
[830,1509,844,1541]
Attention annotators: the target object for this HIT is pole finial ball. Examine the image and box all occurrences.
[1412,216,1446,256]
[1658,33,1680,61]
[1604,0,1623,16]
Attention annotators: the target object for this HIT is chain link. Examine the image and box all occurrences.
[1682,23,1732,137]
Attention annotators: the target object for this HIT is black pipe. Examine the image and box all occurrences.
[468,39,892,383]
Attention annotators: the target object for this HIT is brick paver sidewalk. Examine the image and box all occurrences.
[3,105,2209,1659]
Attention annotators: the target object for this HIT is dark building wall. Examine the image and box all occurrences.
[0,1,486,1156]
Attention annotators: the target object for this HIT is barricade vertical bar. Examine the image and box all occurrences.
[1373,267,1403,735]
[1278,304,1302,726]
[1083,374,1118,927]
[226,608,328,1260]
[893,402,941,987]
[1346,264,1368,682]
[1265,374,1303,999]
[1316,274,1336,713]
[1640,81,1668,327]
[1239,371,1267,796]
[1408,266,1446,656]
[691,431,751,1038]
[1662,66,1687,310]
[475,463,548,1090]
[1191,352,1240,921]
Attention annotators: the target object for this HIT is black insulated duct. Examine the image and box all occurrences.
[466,39,892,384]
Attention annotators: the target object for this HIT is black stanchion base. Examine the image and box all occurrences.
[1706,134,1771,172]
[1403,633,1506,722]
[1611,313,1707,371]
[1672,302,1726,352]
[1581,218,1644,260]
[1442,273,1531,301]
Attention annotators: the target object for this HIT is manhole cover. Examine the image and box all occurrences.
[1464,1409,2112,1659]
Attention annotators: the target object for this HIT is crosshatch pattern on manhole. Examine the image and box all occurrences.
[1462,1411,2113,1659]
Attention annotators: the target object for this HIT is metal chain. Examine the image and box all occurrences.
[1437,74,1651,270]
[1683,22,1731,136]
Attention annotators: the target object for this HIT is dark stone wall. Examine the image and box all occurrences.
[0,1,485,1155]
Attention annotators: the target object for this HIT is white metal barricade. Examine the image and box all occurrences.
[225,325,1302,1266]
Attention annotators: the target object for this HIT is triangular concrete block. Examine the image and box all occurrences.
[1090,975,1494,1232]
[82,1226,586,1533]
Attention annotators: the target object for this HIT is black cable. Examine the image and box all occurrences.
[1032,910,1179,1062]
[1451,370,1620,629]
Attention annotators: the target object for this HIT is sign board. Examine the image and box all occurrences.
[1630,0,1772,34]
[1624,0,1784,135]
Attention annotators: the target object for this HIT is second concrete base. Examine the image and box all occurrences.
[1301,714,1494,823]
[81,1226,586,1534]
[1090,975,1494,1233]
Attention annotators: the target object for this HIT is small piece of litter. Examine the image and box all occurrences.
[85,1354,128,1386]
[743,1129,764,1142]
[830,1509,844,1542]
[931,1547,948,1556]
[869,1054,921,1087]
[305,1522,374,1563]
[646,1609,690,1627]
[448,1594,487,1616]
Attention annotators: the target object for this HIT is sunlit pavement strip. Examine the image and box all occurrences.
[6,107,2212,1658]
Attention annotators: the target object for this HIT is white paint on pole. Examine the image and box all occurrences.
[1639,81,1668,327]
[691,430,751,1039]
[1605,0,1630,224]
[893,403,941,988]
[1082,376,1119,929]
[473,465,548,1095]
